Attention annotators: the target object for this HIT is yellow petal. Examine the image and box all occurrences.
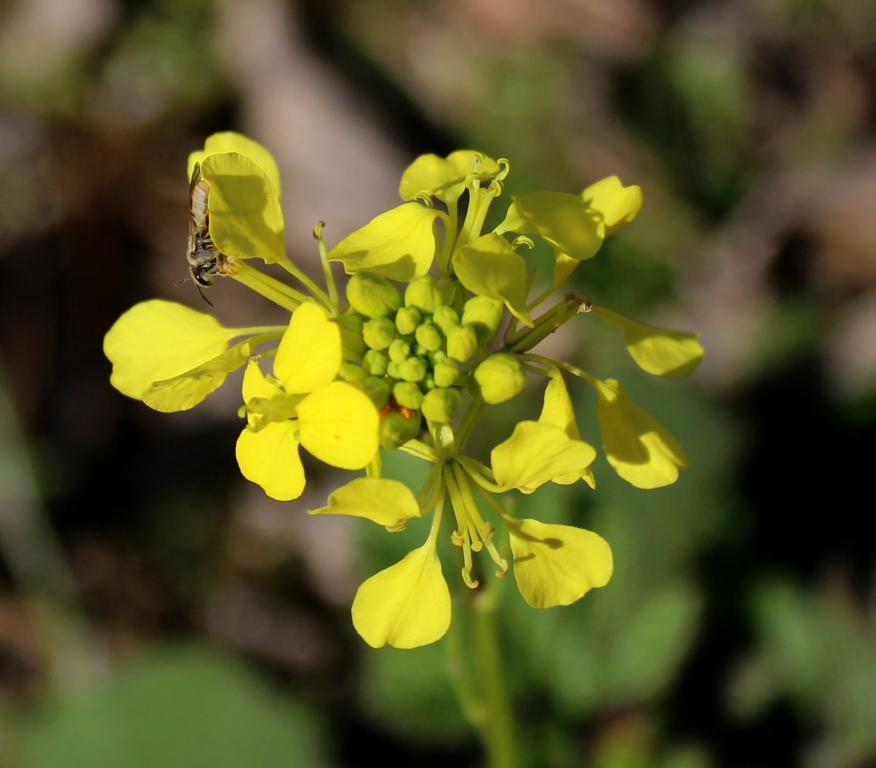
[241,357,284,404]
[591,306,703,378]
[297,381,379,469]
[507,518,612,608]
[491,421,597,494]
[538,373,596,488]
[399,150,500,204]
[539,373,579,436]
[451,233,533,327]
[308,478,422,529]
[553,251,581,288]
[235,419,305,501]
[142,339,254,413]
[104,300,238,401]
[188,131,282,196]
[273,302,341,394]
[591,378,688,489]
[351,542,451,649]
[495,191,605,262]
[327,203,441,281]
[581,176,642,236]
[200,152,286,264]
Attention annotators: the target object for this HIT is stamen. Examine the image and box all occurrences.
[511,235,534,250]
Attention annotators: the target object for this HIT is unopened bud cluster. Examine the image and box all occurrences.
[343,272,525,449]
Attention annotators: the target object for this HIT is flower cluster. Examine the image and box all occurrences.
[104,132,702,648]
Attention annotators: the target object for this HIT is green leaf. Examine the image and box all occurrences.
[20,646,328,768]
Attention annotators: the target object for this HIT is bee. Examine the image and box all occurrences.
[185,162,227,305]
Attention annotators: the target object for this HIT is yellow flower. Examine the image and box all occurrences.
[103,299,282,413]
[313,447,613,649]
[188,132,286,265]
[236,301,379,501]
[505,517,613,609]
[585,375,688,489]
[495,176,643,289]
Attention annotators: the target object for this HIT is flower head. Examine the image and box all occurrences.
[236,302,379,501]
[104,135,703,650]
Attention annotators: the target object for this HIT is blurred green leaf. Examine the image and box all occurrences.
[19,645,328,768]
[358,642,472,745]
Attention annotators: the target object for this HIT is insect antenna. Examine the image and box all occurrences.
[175,275,214,308]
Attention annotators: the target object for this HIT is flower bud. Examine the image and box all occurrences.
[446,324,478,362]
[395,306,422,336]
[339,363,367,388]
[433,358,459,388]
[472,353,527,404]
[392,381,424,410]
[364,349,388,377]
[421,387,461,424]
[432,305,459,336]
[462,296,505,343]
[405,275,443,314]
[346,272,402,318]
[362,316,396,351]
[415,322,443,352]
[387,361,400,380]
[363,376,391,409]
[334,314,367,358]
[380,409,421,450]
[388,338,411,363]
[398,356,427,383]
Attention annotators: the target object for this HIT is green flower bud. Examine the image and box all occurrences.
[363,376,391,409]
[434,358,459,388]
[387,361,400,380]
[388,338,411,363]
[462,296,505,343]
[364,349,388,377]
[423,374,435,390]
[393,381,424,410]
[339,363,366,388]
[446,324,478,362]
[380,409,422,451]
[432,305,459,336]
[415,322,443,352]
[405,275,443,314]
[430,349,447,364]
[334,314,367,358]
[395,306,422,336]
[472,353,527,404]
[346,272,402,318]
[398,356,427,383]
[421,387,461,424]
[362,316,396,351]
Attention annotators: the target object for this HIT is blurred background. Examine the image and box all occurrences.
[1,0,876,766]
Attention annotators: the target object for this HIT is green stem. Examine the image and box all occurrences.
[229,261,307,312]
[313,222,340,312]
[275,254,334,310]
[503,294,589,354]
[466,579,520,768]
